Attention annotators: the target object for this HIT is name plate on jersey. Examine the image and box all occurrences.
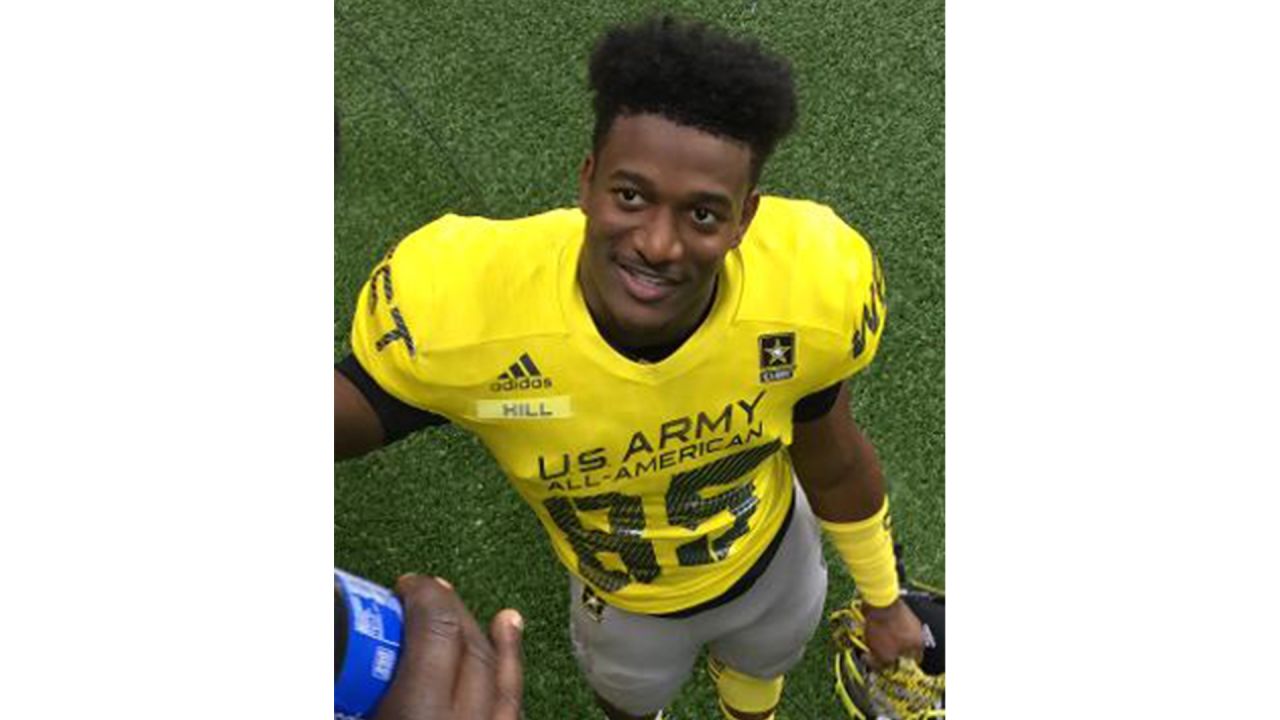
[475,396,572,420]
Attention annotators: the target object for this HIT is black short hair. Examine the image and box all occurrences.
[588,16,797,185]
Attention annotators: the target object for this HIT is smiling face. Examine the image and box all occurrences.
[577,113,760,351]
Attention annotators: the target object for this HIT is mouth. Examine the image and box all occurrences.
[614,260,681,303]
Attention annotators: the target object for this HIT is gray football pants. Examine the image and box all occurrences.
[567,483,828,716]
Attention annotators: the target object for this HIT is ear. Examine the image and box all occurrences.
[730,190,762,249]
[577,154,596,212]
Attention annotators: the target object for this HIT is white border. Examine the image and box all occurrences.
[950,2,1279,716]
[1,2,331,716]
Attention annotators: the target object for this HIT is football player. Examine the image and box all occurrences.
[335,16,927,720]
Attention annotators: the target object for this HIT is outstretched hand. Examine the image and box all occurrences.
[375,575,524,720]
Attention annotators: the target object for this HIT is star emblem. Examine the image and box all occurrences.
[581,586,606,622]
[765,338,791,365]
[758,333,796,383]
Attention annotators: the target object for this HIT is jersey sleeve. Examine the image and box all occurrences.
[348,223,443,412]
[335,354,448,440]
[829,212,888,380]
[792,382,842,422]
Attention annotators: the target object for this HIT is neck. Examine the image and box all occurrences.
[579,264,719,361]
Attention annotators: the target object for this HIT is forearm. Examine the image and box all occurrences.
[791,383,899,606]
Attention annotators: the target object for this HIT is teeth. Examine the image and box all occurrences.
[626,266,669,286]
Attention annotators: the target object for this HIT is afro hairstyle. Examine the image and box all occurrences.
[588,15,798,185]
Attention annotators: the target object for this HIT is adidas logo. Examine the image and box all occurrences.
[489,353,553,392]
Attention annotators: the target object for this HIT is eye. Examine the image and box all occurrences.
[614,188,644,208]
[691,207,720,227]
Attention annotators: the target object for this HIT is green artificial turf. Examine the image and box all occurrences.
[335,2,943,717]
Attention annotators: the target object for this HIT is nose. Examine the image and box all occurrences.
[633,208,683,265]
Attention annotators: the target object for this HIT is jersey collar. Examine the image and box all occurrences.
[557,228,743,384]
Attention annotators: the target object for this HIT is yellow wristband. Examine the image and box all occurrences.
[818,497,899,607]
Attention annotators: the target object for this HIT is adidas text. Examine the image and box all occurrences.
[490,376,553,392]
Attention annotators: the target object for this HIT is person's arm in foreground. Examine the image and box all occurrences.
[791,382,924,668]
[376,574,524,720]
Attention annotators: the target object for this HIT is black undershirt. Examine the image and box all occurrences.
[336,354,448,443]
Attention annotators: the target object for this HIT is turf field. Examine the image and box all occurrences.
[335,2,943,717]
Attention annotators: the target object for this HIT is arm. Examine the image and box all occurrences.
[334,355,450,461]
[790,382,885,524]
[336,367,387,460]
[376,574,524,720]
[791,382,923,667]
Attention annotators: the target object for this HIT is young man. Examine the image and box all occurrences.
[336,16,925,720]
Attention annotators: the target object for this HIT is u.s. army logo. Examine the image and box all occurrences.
[580,584,606,623]
[758,332,795,383]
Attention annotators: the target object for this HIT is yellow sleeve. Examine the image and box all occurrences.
[348,223,442,410]
[834,216,887,379]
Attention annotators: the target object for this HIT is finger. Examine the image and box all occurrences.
[863,647,891,671]
[860,625,891,670]
[864,633,902,671]
[489,609,525,720]
[379,575,466,718]
[449,591,501,715]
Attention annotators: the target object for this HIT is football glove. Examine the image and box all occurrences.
[829,548,944,720]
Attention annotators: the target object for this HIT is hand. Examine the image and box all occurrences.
[375,575,524,720]
[860,597,924,670]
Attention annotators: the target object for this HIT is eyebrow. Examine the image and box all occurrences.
[608,170,734,212]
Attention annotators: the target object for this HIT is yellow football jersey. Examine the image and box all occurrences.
[349,196,886,614]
